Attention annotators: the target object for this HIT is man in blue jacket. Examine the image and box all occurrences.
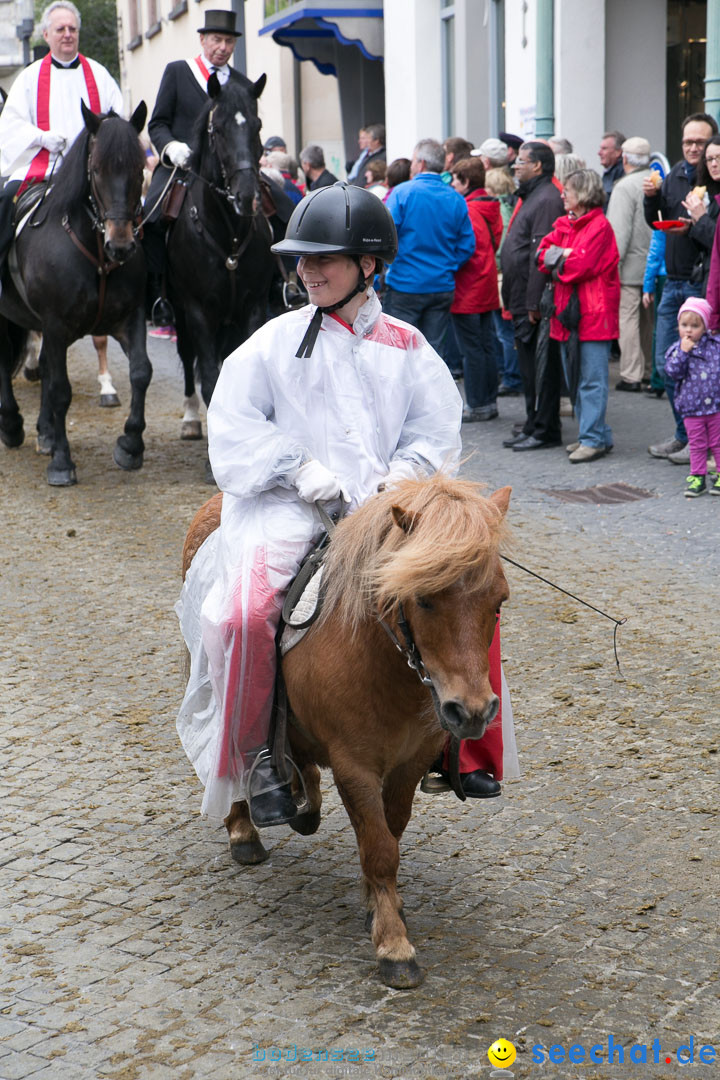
[384,138,475,356]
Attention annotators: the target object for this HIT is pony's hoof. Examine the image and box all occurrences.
[35,434,53,455]
[288,808,321,836]
[0,427,25,449]
[230,840,269,865]
[204,460,216,485]
[181,420,203,440]
[47,464,77,486]
[113,444,143,471]
[99,393,121,408]
[23,364,41,383]
[378,958,424,989]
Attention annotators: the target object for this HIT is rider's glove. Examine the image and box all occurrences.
[40,131,66,154]
[292,460,347,503]
[164,141,193,168]
[377,458,417,492]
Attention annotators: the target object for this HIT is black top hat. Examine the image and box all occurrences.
[197,9,242,36]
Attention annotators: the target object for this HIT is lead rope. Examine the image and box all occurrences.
[501,555,627,678]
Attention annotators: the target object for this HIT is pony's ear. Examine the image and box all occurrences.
[130,101,147,134]
[207,72,221,98]
[488,486,512,517]
[81,99,102,134]
[253,73,267,99]
[392,505,420,534]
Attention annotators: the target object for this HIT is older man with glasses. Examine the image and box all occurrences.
[643,112,719,462]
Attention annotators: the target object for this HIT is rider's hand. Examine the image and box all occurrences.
[377,459,416,492]
[293,460,345,503]
[40,131,66,154]
[164,141,193,168]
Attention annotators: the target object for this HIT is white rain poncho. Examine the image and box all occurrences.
[176,291,463,819]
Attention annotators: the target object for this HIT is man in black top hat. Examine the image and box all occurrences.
[143,9,261,325]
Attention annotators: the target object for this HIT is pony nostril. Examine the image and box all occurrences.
[483,695,500,725]
[441,699,470,729]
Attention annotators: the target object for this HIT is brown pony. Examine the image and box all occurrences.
[182,473,511,988]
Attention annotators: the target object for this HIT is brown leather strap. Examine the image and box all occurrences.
[61,214,118,331]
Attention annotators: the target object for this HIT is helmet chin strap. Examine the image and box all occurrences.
[295,264,369,359]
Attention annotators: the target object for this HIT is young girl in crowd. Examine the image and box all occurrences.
[664,297,720,497]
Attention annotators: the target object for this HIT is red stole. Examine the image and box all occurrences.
[21,53,101,192]
[195,55,211,83]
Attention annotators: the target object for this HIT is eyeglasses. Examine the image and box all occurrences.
[705,154,720,163]
[682,139,707,148]
[513,158,533,168]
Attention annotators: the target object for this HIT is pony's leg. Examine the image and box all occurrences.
[22,330,42,382]
[184,301,221,482]
[332,761,423,989]
[41,331,76,486]
[289,762,322,836]
[176,309,203,440]
[94,335,120,408]
[225,799,269,865]
[35,348,54,454]
[112,308,152,471]
[0,319,25,448]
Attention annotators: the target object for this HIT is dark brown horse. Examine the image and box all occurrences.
[0,102,149,485]
[182,474,511,988]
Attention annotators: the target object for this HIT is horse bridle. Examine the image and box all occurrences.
[86,131,143,237]
[204,105,259,211]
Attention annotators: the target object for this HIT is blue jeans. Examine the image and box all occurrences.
[493,310,522,391]
[561,340,613,449]
[383,287,455,359]
[655,278,702,444]
[452,312,499,408]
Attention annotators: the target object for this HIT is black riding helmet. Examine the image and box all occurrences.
[272,181,398,357]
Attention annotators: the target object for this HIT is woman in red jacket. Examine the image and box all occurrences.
[537,168,620,463]
[450,156,504,421]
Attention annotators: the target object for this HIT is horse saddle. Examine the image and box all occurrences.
[278,532,330,656]
[13,182,50,230]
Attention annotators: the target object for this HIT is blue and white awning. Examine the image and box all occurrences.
[261,1,383,75]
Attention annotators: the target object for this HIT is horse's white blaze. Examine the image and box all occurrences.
[182,393,202,423]
[234,111,246,127]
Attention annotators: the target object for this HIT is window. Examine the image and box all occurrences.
[441,2,455,138]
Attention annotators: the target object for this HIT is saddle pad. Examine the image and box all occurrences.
[279,565,324,656]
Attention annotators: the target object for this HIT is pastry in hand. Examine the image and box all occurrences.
[692,185,707,199]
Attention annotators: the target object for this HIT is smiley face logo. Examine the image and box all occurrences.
[487,1038,517,1069]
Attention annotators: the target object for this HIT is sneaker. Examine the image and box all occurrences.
[568,444,608,463]
[684,474,706,498]
[708,473,720,495]
[566,442,580,454]
[667,444,691,465]
[149,325,173,339]
[648,437,686,459]
[462,405,499,422]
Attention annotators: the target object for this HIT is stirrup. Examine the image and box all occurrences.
[246,748,309,822]
[420,769,452,795]
[151,294,175,327]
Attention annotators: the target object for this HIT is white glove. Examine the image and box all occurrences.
[377,459,417,491]
[164,141,193,168]
[293,460,345,503]
[40,131,66,154]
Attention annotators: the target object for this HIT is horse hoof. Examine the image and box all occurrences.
[47,464,77,486]
[99,393,121,408]
[35,434,53,455]
[230,840,269,865]
[378,958,424,989]
[23,364,41,383]
[204,460,216,485]
[113,444,143,471]
[288,808,321,836]
[181,420,203,440]
[0,427,25,449]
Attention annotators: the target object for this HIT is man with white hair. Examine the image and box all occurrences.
[0,2,122,282]
[607,136,654,390]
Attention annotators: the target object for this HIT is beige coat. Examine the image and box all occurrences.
[606,166,653,286]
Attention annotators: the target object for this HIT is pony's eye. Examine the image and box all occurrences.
[416,596,433,611]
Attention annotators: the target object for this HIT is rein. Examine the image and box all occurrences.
[61,212,119,332]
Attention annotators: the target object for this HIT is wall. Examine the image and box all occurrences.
[605,0,667,156]
[504,0,537,140]
[554,0,605,168]
[383,0,442,160]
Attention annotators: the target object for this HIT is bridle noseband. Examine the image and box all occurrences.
[87,131,143,238]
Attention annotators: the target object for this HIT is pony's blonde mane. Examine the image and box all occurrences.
[320,473,509,632]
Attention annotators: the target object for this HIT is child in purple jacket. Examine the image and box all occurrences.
[664,297,720,497]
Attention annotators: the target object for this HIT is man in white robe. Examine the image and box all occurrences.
[0,1,122,278]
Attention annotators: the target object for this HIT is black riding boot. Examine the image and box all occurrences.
[247,749,298,828]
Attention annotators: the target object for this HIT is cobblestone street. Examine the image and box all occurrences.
[1,336,718,1080]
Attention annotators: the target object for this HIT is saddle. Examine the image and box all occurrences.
[13,181,49,228]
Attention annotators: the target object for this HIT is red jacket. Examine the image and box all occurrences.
[451,190,503,314]
[537,207,620,341]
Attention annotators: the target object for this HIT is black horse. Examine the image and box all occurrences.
[166,73,274,459]
[0,102,150,486]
